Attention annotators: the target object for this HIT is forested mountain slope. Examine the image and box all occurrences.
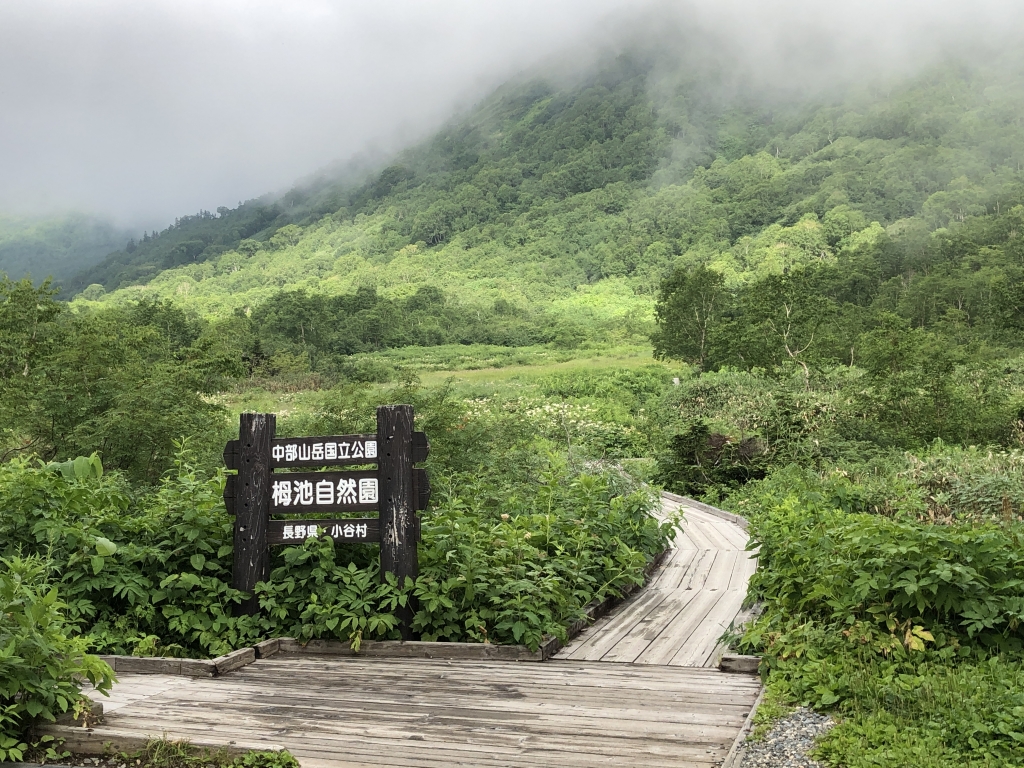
[61,52,1024,371]
[0,213,132,283]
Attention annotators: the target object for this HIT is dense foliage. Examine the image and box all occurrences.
[0,278,234,481]
[728,472,1024,767]
[0,558,114,762]
[0,383,670,659]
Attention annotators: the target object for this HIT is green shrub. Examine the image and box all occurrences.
[745,496,1024,655]
[71,739,301,768]
[735,482,1024,767]
[411,465,670,648]
[0,557,114,760]
[0,429,669,657]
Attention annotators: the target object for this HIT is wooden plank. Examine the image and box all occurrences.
[678,514,717,550]
[655,548,701,591]
[599,590,702,663]
[158,678,757,719]
[244,657,762,692]
[696,509,748,550]
[102,724,731,768]
[109,706,746,743]
[632,589,725,665]
[213,646,256,674]
[553,610,617,658]
[681,549,718,591]
[643,546,682,590]
[727,551,757,591]
[278,638,544,661]
[670,590,749,667]
[704,549,741,591]
[164,669,760,709]
[674,530,700,550]
[681,509,734,551]
[558,589,670,661]
[254,638,280,658]
[729,551,759,590]
[720,654,761,674]
[247,656,761,685]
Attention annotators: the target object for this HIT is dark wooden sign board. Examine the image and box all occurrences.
[223,405,429,638]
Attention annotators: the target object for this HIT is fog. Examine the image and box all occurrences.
[0,0,1021,228]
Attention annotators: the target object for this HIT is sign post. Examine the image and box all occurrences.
[223,405,429,638]
[232,412,275,616]
[377,404,417,639]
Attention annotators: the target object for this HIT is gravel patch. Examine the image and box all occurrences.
[739,707,835,768]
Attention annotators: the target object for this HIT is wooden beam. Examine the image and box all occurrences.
[232,412,275,615]
[377,405,417,639]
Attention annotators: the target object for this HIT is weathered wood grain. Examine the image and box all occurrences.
[377,404,417,639]
[54,657,760,768]
[213,646,256,674]
[233,412,275,615]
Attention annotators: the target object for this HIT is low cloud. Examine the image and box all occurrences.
[0,0,1019,227]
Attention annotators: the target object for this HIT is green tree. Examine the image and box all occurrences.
[731,267,840,382]
[652,265,727,370]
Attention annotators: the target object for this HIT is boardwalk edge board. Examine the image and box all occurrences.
[661,490,750,531]
[721,686,767,768]
[34,724,283,758]
[719,654,762,674]
[96,646,258,678]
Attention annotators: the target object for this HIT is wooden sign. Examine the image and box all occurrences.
[223,405,429,639]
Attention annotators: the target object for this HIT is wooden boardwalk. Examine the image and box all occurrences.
[73,657,761,767]
[554,496,756,667]
[62,495,761,766]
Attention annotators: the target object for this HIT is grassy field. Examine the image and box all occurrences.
[211,344,668,418]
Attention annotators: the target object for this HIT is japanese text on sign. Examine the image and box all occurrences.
[272,477,378,508]
[271,439,377,465]
[281,523,371,540]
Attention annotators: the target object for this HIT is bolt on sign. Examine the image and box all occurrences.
[222,405,430,638]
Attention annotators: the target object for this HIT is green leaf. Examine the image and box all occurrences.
[190,554,207,571]
[90,555,105,575]
[73,455,92,479]
[94,537,118,557]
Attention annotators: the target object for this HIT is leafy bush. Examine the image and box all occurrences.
[411,465,669,648]
[901,443,1024,523]
[744,494,1024,658]
[56,739,302,768]
[0,386,670,658]
[734,482,1024,767]
[815,656,1024,767]
[0,558,114,760]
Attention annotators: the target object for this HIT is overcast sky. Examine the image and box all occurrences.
[1,0,1021,228]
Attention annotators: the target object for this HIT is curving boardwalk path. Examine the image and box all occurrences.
[55,495,761,767]
[554,495,757,668]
